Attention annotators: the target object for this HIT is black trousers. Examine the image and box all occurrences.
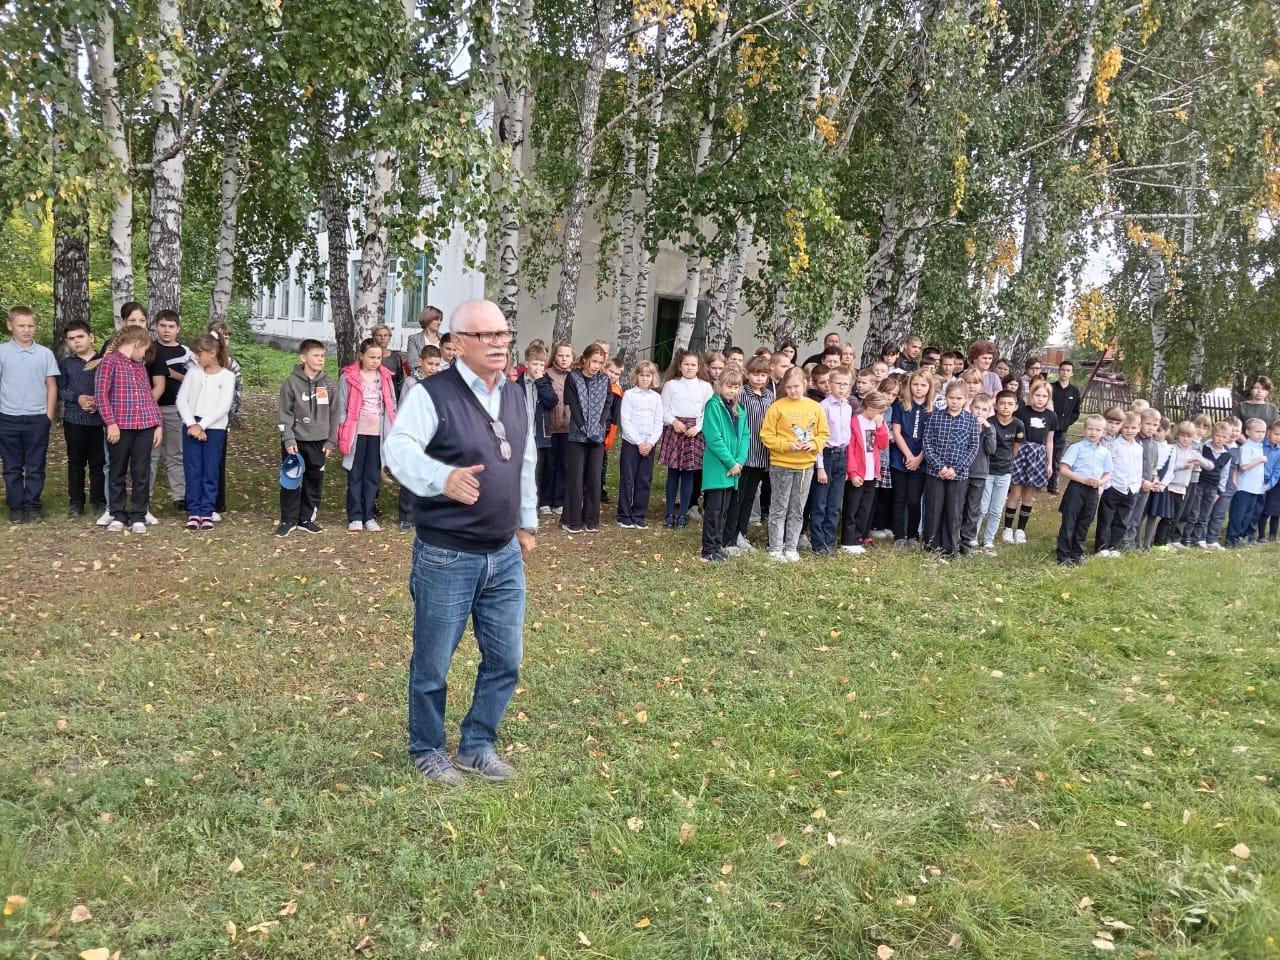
[840,479,876,545]
[1095,486,1135,551]
[891,467,926,541]
[564,440,604,529]
[922,474,964,555]
[701,487,734,557]
[958,475,986,548]
[1048,430,1068,492]
[1056,481,1099,563]
[732,465,769,539]
[64,421,106,509]
[108,427,155,524]
[617,441,654,526]
[543,433,568,509]
[280,440,327,526]
[1154,492,1184,545]
[215,433,230,513]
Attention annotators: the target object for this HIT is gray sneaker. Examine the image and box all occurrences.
[454,745,517,783]
[413,749,465,786]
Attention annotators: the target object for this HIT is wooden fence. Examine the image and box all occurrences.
[1080,381,1237,423]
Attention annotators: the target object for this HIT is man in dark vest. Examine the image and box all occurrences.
[385,299,537,785]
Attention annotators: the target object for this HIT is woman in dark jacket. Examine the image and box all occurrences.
[561,343,613,533]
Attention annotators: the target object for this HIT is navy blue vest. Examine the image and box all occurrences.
[414,365,528,553]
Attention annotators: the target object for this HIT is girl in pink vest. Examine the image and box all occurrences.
[336,338,397,532]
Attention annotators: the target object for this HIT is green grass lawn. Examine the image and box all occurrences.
[1,385,1278,959]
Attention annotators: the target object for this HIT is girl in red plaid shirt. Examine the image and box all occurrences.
[94,327,162,533]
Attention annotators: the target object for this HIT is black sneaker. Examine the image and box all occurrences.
[297,520,323,535]
[173,500,186,514]
[274,523,295,538]
[68,504,85,518]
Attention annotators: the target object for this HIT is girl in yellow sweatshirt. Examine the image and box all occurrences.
[759,366,829,561]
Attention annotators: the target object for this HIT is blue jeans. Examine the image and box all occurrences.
[810,447,847,552]
[181,427,226,518]
[1226,490,1262,544]
[346,435,382,523]
[978,473,1012,547]
[407,536,525,756]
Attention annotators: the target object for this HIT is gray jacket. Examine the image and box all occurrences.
[277,364,338,448]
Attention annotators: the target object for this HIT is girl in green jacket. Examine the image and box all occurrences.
[700,365,750,562]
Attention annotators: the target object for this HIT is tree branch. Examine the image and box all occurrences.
[133,65,232,174]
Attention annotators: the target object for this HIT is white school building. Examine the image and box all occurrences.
[246,209,868,368]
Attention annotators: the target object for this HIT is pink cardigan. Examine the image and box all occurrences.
[337,363,397,456]
[846,420,890,481]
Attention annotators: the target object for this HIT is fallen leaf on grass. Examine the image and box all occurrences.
[877,945,896,960]
[245,920,278,935]
[227,856,244,874]
[353,935,375,953]
[277,899,298,916]
[225,921,237,941]
[811,808,826,820]
[634,710,648,724]
[948,933,963,949]
[1091,937,1115,951]
[1230,843,1250,860]
[1077,896,1095,912]
[634,917,651,929]
[70,904,92,923]
[78,951,110,960]
[4,895,27,915]
[626,816,644,833]
[719,864,733,875]
[576,931,592,947]
[679,823,695,844]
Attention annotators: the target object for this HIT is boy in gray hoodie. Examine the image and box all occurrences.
[276,340,338,536]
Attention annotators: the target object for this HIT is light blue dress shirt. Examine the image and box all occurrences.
[0,339,59,416]
[1061,438,1114,481]
[384,358,538,530]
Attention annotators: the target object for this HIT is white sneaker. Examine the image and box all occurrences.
[1196,540,1209,550]
[736,534,755,552]
[1002,528,1014,544]
[145,512,158,525]
[1207,542,1225,551]
[1014,529,1027,544]
[769,550,788,563]
[348,521,363,532]
[840,544,866,555]
[211,512,222,522]
[130,522,148,535]
[364,519,382,532]
[539,505,551,515]
[784,549,801,562]
[106,520,125,533]
[96,510,112,526]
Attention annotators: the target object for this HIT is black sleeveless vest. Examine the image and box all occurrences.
[414,365,528,553]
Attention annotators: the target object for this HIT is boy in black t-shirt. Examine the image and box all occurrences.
[978,390,1023,553]
[147,310,193,513]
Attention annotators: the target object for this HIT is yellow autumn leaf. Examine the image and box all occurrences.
[79,950,111,960]
[634,917,651,929]
[227,856,244,874]
[877,945,896,960]
[70,904,92,923]
[4,895,27,915]
[679,823,695,844]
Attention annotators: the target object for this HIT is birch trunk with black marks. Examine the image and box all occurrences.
[612,28,643,353]
[723,218,752,334]
[616,22,665,375]
[889,219,926,344]
[705,217,752,351]
[84,9,133,318]
[209,148,243,327]
[52,29,90,352]
[862,197,900,366]
[674,9,730,352]
[146,0,185,316]
[552,0,617,345]
[1146,248,1170,409]
[493,0,535,341]
[353,0,415,340]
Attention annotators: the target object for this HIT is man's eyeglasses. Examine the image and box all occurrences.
[456,330,513,347]
[489,419,511,461]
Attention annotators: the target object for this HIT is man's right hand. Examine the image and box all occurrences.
[106,425,120,444]
[444,464,485,505]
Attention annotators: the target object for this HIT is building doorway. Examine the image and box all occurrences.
[651,296,708,373]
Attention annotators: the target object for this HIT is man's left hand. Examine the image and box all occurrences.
[516,529,536,558]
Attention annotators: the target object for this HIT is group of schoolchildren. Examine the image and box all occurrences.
[0,302,242,533]
[4,302,1279,568]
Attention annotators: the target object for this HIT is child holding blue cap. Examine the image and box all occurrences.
[275,339,338,537]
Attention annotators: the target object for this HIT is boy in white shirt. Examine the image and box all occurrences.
[1095,412,1143,556]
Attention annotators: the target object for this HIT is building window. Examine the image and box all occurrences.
[311,265,327,323]
[267,284,276,317]
[281,269,291,318]
[403,253,427,326]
